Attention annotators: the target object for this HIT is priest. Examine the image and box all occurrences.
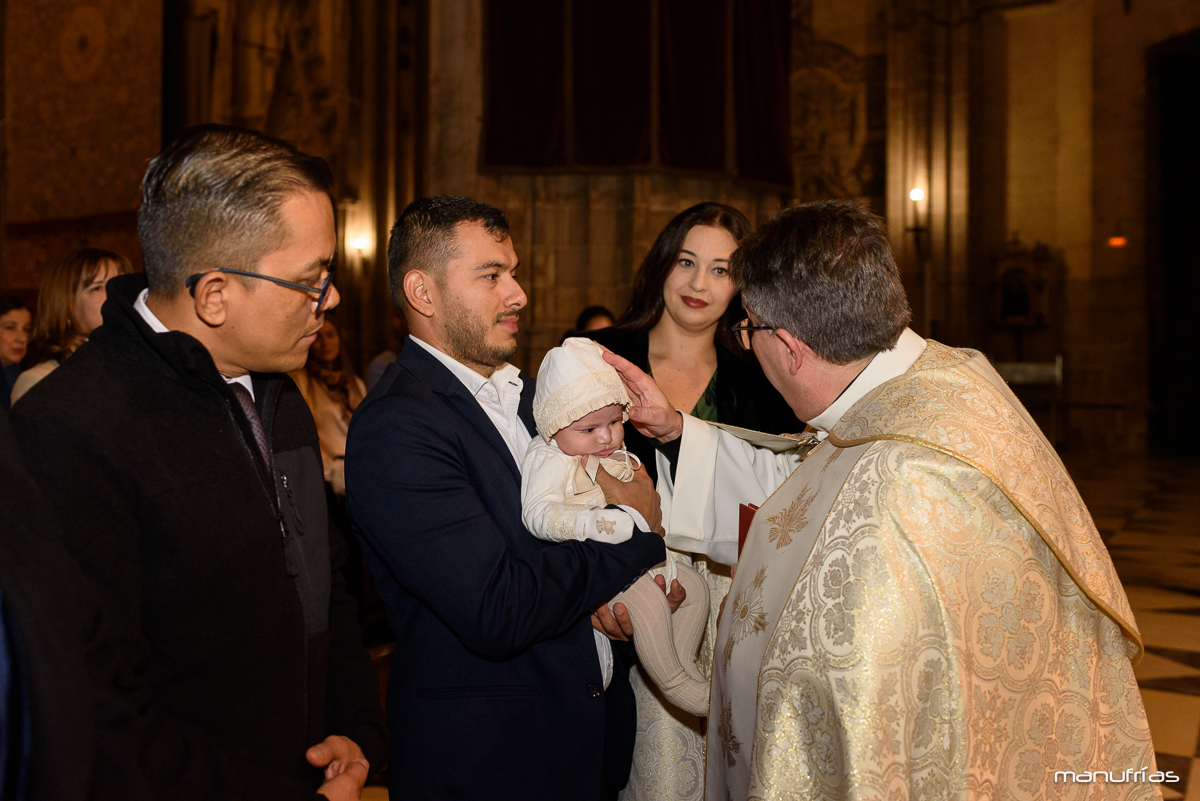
[605,200,1158,801]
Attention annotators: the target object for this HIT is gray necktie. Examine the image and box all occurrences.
[229,382,272,471]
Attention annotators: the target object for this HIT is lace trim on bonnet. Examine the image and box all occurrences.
[534,370,631,441]
[533,337,633,440]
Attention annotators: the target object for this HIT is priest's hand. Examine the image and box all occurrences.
[596,462,663,534]
[592,575,686,641]
[310,735,369,799]
[601,348,684,443]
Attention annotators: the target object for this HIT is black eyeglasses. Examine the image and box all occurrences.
[732,319,775,351]
[185,268,336,314]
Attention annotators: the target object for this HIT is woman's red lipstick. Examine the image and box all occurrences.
[681,296,708,309]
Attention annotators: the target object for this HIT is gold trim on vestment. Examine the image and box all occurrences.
[824,342,1143,662]
[751,438,871,719]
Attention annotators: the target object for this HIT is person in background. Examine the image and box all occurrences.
[291,313,366,497]
[0,296,31,408]
[10,248,132,404]
[583,202,796,801]
[561,305,617,345]
[291,314,384,638]
[576,305,615,332]
[365,311,409,391]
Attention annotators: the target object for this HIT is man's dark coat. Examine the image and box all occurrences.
[10,274,386,799]
[0,410,148,800]
[345,339,666,800]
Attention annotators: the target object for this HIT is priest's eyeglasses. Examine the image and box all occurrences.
[185,268,336,314]
[732,319,776,350]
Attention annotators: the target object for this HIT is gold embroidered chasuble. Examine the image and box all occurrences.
[705,341,1156,801]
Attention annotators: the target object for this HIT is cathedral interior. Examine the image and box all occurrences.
[3,0,1200,795]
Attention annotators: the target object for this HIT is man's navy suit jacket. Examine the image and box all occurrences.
[345,340,665,800]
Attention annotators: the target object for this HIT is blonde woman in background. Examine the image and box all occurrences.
[291,313,366,496]
[292,313,381,632]
[11,248,132,404]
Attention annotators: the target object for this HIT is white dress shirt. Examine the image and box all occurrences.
[410,338,626,686]
[133,289,256,400]
[409,336,531,465]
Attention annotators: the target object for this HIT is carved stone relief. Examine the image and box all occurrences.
[790,14,886,205]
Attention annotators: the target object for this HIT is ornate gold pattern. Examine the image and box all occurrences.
[724,565,769,670]
[723,343,1155,801]
[820,443,841,473]
[718,700,742,768]
[621,551,728,801]
[828,341,1142,659]
[765,487,815,550]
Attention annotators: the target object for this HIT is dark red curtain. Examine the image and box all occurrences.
[482,0,791,182]
[483,0,565,168]
[658,0,727,173]
[572,0,651,166]
[733,0,792,186]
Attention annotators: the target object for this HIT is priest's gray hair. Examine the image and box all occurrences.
[732,200,911,365]
[138,124,334,296]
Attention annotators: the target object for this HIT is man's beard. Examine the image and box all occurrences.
[443,293,518,370]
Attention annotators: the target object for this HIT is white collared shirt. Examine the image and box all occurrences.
[134,288,257,400]
[807,327,927,439]
[410,336,531,466]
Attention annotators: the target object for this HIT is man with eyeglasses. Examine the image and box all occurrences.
[10,125,386,800]
[607,200,1153,801]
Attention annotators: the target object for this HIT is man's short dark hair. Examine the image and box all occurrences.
[732,200,912,365]
[387,196,510,308]
[138,124,334,296]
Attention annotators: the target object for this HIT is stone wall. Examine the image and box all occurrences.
[3,0,161,297]
[964,0,1200,453]
[425,0,788,375]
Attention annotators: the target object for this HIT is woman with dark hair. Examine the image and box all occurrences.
[588,202,795,475]
[585,202,796,801]
[10,248,133,404]
[0,296,32,408]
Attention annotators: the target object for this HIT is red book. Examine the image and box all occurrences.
[738,503,759,559]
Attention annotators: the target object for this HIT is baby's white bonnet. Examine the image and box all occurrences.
[532,337,631,441]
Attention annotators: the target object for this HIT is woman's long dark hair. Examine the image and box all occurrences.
[616,202,751,353]
[0,296,25,318]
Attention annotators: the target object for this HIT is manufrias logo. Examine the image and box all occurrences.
[1054,769,1180,784]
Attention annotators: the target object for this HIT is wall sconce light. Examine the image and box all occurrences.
[906,187,927,259]
[351,235,371,253]
[1107,236,1127,248]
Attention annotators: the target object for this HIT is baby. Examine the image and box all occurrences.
[521,337,709,716]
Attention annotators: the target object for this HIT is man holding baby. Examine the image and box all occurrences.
[345,196,683,800]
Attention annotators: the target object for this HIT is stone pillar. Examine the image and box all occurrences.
[886,0,971,345]
[3,0,161,294]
